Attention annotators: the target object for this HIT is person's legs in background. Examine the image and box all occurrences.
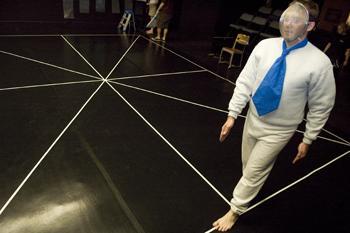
[162,28,168,41]
[146,3,157,35]
[154,14,171,42]
[154,27,162,40]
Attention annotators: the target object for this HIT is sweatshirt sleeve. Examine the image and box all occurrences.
[228,44,260,119]
[303,64,336,144]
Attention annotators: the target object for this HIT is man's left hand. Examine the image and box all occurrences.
[292,142,310,164]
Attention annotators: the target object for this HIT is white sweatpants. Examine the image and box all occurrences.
[230,112,296,214]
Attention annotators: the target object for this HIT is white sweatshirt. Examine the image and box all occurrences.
[228,37,336,144]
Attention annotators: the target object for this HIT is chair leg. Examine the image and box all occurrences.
[228,53,234,68]
[219,49,225,63]
[238,53,243,67]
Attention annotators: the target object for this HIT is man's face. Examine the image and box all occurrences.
[279,4,309,44]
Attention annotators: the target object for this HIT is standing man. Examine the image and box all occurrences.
[323,22,350,70]
[213,1,336,231]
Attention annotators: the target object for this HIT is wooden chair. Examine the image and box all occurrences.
[219,34,250,68]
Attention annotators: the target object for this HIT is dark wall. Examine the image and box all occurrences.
[175,0,325,39]
[0,0,327,35]
[174,0,265,39]
[318,0,350,31]
[174,0,219,39]
[0,0,63,20]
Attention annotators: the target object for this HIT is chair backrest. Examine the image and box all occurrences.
[258,6,273,15]
[236,34,250,46]
[270,9,283,21]
[232,34,250,53]
[260,20,280,38]
[252,16,268,26]
[269,20,280,30]
[272,9,283,17]
[240,13,254,22]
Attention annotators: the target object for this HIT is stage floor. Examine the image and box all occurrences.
[0,34,349,233]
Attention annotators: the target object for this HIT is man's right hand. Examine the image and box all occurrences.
[219,116,235,142]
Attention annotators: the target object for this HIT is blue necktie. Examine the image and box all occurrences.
[252,39,308,116]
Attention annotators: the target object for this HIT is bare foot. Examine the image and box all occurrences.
[212,209,239,231]
[151,37,162,41]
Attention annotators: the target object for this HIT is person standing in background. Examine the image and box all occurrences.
[146,0,159,35]
[323,22,350,71]
[152,0,174,42]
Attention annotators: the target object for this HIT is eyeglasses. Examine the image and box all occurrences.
[279,16,308,25]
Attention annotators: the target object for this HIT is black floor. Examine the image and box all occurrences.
[0,34,349,233]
